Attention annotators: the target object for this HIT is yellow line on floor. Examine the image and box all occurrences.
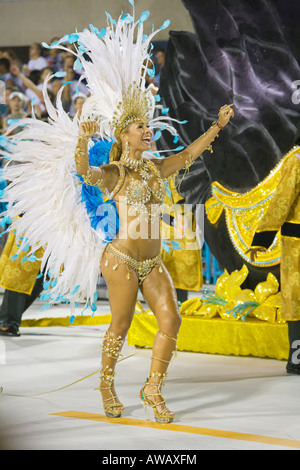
[51,411,300,449]
[21,314,112,327]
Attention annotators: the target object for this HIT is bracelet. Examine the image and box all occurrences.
[83,168,94,185]
[204,121,223,154]
[74,146,87,165]
[179,152,195,170]
[78,133,90,141]
[83,167,104,189]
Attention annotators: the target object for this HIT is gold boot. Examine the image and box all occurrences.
[140,372,174,423]
[100,365,125,418]
[100,330,125,418]
[140,330,177,423]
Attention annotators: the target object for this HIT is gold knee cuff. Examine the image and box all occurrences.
[102,330,125,360]
[99,365,116,385]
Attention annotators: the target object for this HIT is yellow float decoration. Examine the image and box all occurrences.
[127,266,288,360]
[160,176,202,291]
[180,264,283,324]
[0,231,43,295]
[205,146,300,267]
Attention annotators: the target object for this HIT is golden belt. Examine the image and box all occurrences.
[105,244,163,284]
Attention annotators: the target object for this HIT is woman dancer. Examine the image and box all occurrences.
[75,102,233,422]
[0,4,233,423]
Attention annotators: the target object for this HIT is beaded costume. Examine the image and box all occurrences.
[0,1,232,423]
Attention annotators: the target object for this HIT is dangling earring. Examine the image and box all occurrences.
[123,140,130,158]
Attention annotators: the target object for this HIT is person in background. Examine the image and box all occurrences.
[45,37,64,73]
[6,59,26,93]
[2,91,28,134]
[61,56,89,114]
[0,58,11,84]
[0,85,18,132]
[71,93,86,118]
[51,78,63,103]
[154,49,165,86]
[23,70,46,117]
[24,43,48,75]
[10,62,53,103]
[0,276,44,337]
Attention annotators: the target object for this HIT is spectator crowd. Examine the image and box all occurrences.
[0,39,165,135]
[0,39,91,133]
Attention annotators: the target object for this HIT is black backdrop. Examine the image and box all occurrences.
[157,0,300,288]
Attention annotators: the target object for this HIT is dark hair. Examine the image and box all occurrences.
[32,42,44,56]
[0,58,10,71]
[109,127,129,162]
[109,128,123,162]
[29,69,42,85]
[41,66,54,75]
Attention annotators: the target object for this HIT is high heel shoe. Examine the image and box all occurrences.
[139,372,174,423]
[100,365,124,418]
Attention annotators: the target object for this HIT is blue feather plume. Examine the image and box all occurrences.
[79,139,119,243]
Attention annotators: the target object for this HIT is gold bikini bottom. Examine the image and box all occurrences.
[104,244,163,284]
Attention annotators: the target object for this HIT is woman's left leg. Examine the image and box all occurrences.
[139,263,182,422]
[100,251,139,417]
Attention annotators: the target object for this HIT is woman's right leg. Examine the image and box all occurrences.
[100,250,139,416]
[139,264,181,423]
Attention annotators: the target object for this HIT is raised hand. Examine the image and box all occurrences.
[79,120,99,139]
[218,104,234,128]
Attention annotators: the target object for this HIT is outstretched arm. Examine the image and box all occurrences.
[155,104,234,179]
[75,120,119,192]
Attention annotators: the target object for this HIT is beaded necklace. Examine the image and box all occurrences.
[119,153,144,171]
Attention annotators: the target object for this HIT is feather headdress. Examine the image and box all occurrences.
[42,2,180,140]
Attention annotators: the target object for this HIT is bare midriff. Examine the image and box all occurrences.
[110,199,162,260]
[108,163,165,261]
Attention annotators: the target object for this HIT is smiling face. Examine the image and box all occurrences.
[121,120,152,156]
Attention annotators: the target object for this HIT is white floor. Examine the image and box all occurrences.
[1,298,300,452]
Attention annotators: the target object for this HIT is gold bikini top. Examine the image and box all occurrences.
[110,159,166,205]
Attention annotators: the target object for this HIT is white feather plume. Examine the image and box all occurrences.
[0,81,106,311]
[43,7,175,138]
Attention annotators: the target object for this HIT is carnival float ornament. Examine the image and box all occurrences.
[205,148,300,267]
[157,0,300,289]
[180,265,282,323]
